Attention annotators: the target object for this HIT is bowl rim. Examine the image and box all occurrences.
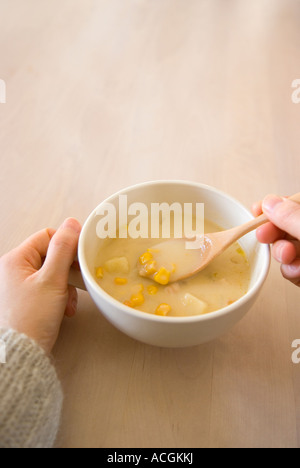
[78,180,271,323]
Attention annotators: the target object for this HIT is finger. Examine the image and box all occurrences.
[16,228,56,270]
[65,285,78,317]
[272,239,300,264]
[281,259,300,287]
[252,195,289,217]
[262,195,300,240]
[256,222,286,244]
[40,218,81,287]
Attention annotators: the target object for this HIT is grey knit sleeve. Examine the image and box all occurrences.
[0,329,63,448]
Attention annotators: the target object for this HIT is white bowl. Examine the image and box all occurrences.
[78,181,270,347]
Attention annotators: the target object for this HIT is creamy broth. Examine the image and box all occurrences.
[94,220,251,317]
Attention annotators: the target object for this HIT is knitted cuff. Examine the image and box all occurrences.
[0,329,63,448]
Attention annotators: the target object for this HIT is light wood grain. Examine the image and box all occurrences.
[0,0,300,448]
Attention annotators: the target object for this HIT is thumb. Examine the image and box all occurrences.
[40,218,81,287]
[262,195,300,241]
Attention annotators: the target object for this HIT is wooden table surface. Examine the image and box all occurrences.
[1,0,300,448]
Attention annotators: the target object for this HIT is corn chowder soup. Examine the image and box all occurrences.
[94,220,250,317]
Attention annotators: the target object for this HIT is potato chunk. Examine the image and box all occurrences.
[182,293,208,315]
[104,256,129,274]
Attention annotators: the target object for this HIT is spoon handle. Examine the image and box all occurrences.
[68,267,87,291]
[225,192,300,244]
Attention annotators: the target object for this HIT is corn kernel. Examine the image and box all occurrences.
[124,300,133,308]
[144,261,158,275]
[154,267,170,285]
[147,285,158,295]
[155,303,171,316]
[95,267,104,279]
[139,251,153,265]
[130,292,145,307]
[114,277,128,285]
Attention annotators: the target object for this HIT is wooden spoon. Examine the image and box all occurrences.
[68,266,86,291]
[138,193,300,284]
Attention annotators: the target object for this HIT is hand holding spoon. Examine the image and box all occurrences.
[138,193,300,284]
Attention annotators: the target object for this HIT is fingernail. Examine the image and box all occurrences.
[262,194,284,214]
[285,264,300,274]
